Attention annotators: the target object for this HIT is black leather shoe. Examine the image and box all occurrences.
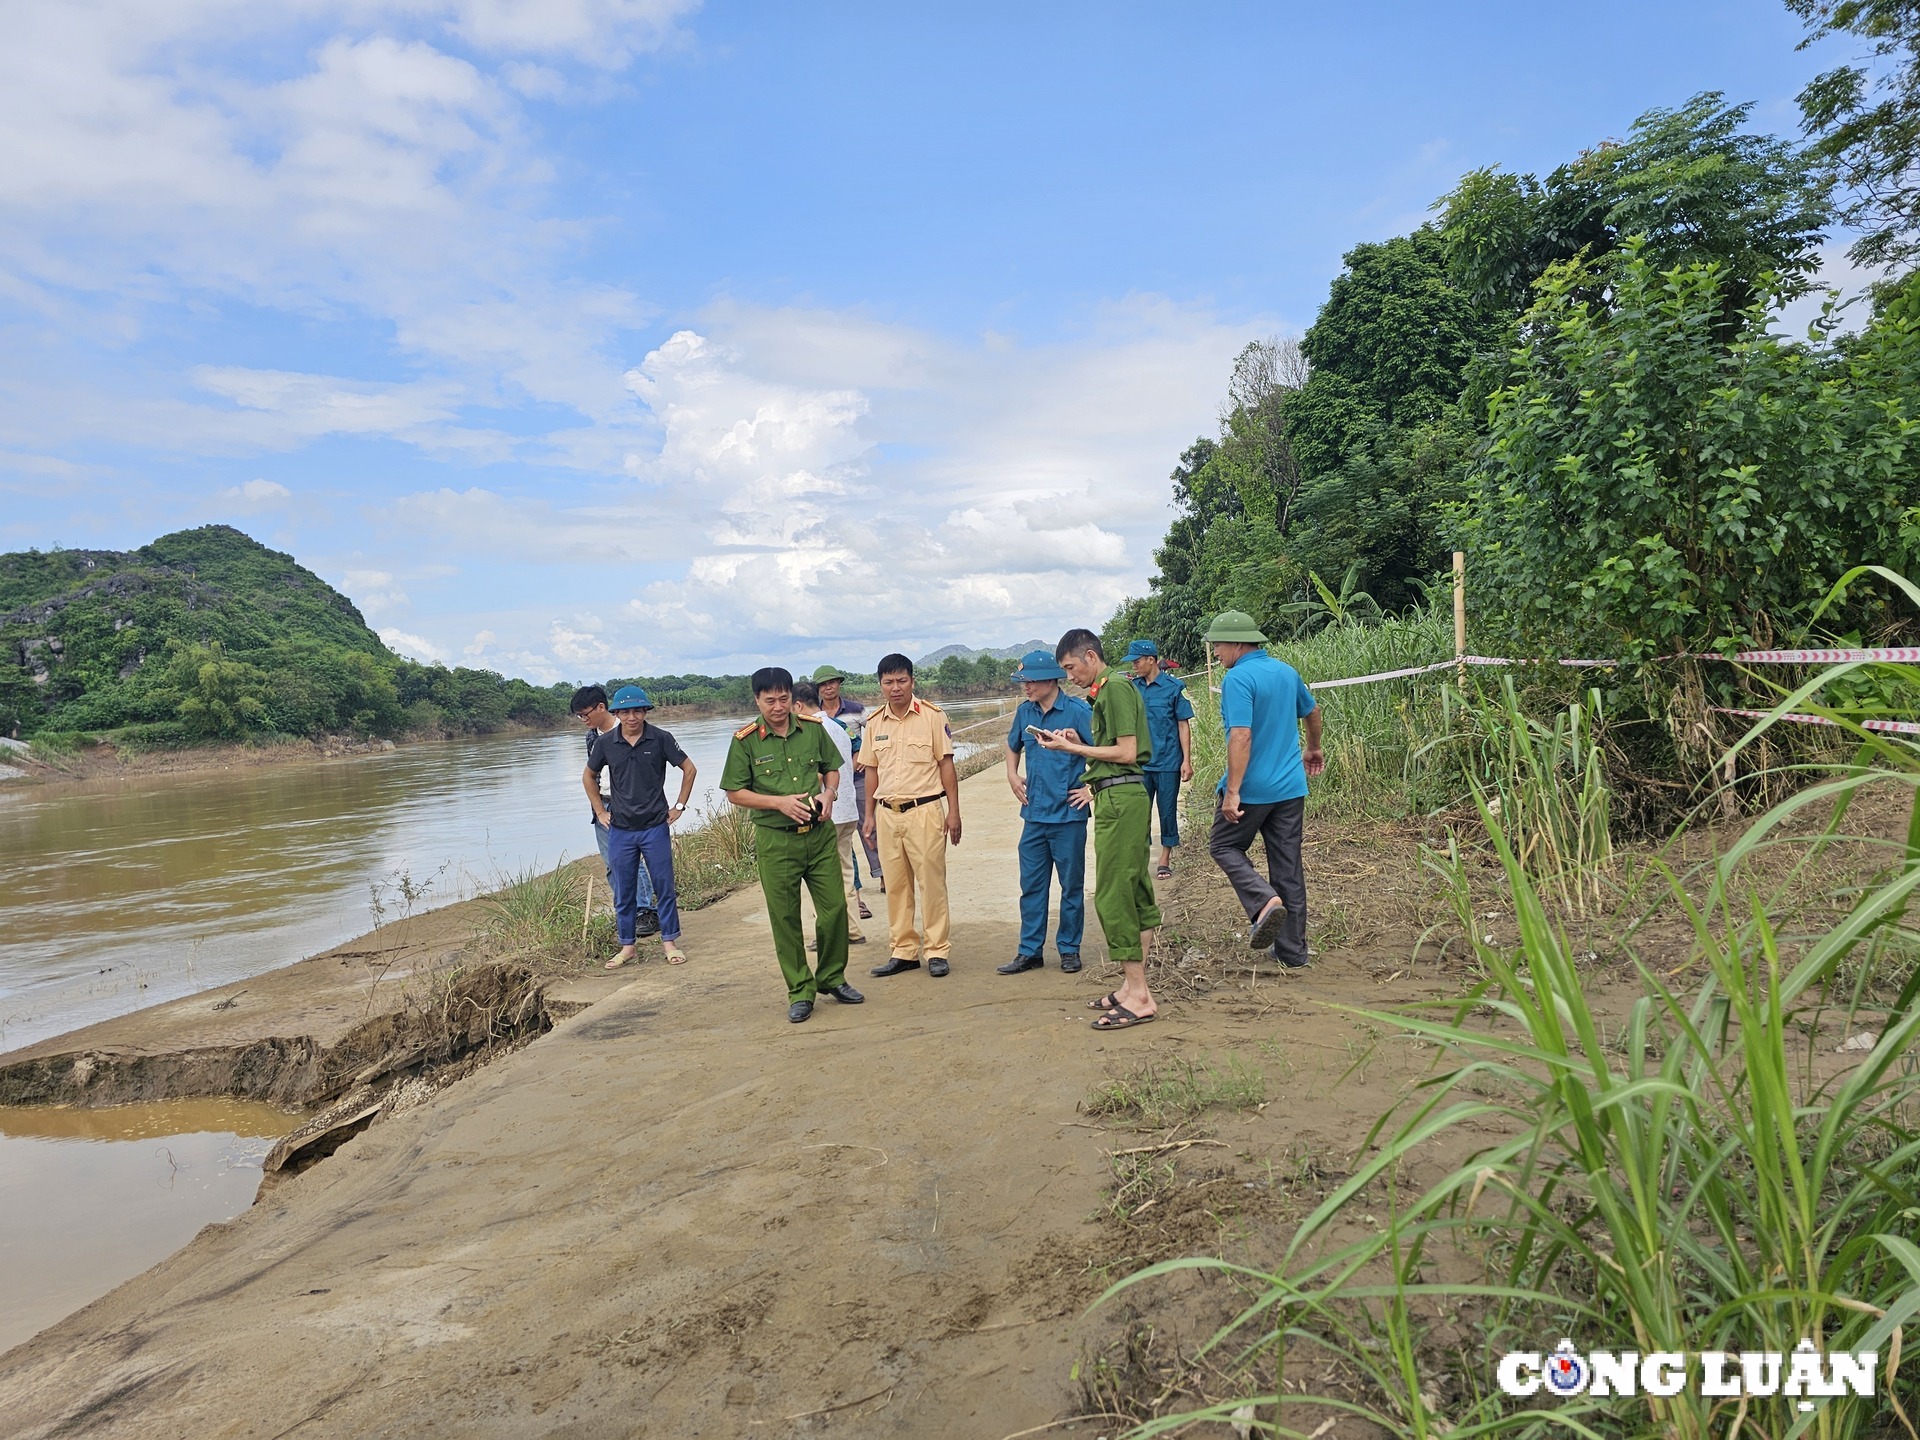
[928,956,950,978]
[788,1000,814,1023]
[635,908,661,938]
[997,955,1043,975]
[824,983,864,1004]
[870,957,921,977]
[1059,953,1082,973]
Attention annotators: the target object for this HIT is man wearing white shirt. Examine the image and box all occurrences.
[793,678,867,945]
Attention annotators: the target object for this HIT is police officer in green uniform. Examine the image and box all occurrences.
[1037,627,1162,1031]
[720,666,865,1023]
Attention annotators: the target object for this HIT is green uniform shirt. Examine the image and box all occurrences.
[719,714,841,829]
[1085,665,1151,781]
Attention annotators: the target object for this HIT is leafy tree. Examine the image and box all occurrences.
[1279,228,1502,612]
[1215,338,1309,533]
[1438,93,1832,322]
[1792,0,1920,274]
[1467,242,1920,661]
[171,641,269,739]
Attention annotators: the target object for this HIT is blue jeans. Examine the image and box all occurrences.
[1017,820,1087,959]
[594,820,655,909]
[607,824,677,944]
[1143,769,1182,848]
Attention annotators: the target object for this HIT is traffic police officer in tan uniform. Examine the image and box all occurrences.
[858,652,962,978]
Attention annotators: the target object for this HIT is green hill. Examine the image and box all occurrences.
[1,525,569,744]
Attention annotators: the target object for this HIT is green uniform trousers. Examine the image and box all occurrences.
[755,823,850,1002]
[1092,782,1160,961]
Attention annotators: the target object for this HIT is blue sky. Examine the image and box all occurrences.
[0,1,1864,679]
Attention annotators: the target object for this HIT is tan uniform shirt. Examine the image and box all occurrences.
[856,697,952,800]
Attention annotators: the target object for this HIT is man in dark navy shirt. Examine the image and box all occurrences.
[1000,649,1094,974]
[585,686,697,968]
[571,686,658,937]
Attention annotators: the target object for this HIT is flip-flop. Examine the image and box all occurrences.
[1249,900,1287,950]
[604,955,632,970]
[663,945,688,965]
[1085,991,1123,1011]
[1092,1003,1155,1031]
[1155,865,1173,880]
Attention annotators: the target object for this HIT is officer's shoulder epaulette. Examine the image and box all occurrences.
[732,721,759,740]
[919,698,946,714]
[794,712,822,724]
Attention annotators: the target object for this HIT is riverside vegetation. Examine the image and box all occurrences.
[1084,11,1920,1433]
[2,524,1032,755]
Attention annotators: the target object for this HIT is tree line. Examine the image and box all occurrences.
[1107,4,1920,684]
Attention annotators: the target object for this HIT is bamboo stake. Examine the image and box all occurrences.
[582,873,594,942]
[1453,549,1467,686]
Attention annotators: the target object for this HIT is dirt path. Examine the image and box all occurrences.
[0,768,1482,1438]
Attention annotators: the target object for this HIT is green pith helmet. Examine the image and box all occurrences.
[1202,609,1269,644]
[810,663,846,684]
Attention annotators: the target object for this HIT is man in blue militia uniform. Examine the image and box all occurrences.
[1126,640,1194,880]
[999,650,1093,975]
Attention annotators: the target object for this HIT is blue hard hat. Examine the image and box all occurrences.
[610,684,653,711]
[1125,639,1159,660]
[1010,649,1067,682]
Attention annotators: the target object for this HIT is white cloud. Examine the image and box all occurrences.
[371,295,1272,672]
[1774,241,1883,341]
[342,567,409,615]
[378,625,445,661]
[0,0,685,457]
[221,478,292,505]
[463,628,496,657]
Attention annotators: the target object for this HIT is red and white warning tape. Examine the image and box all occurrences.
[1710,707,1920,737]
[1715,646,1920,665]
[1298,647,1920,693]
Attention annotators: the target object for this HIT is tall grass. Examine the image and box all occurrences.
[1184,605,1454,827]
[1450,677,1615,917]
[1183,608,1617,889]
[670,802,757,910]
[1110,640,1920,1438]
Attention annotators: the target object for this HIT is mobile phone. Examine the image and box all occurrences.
[1025,725,1045,738]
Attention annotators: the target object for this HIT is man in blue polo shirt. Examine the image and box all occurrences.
[999,649,1093,974]
[1127,639,1194,880]
[1203,611,1324,968]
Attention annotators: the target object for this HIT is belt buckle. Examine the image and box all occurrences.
[796,822,814,833]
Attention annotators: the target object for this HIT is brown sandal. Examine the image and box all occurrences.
[1086,991,1123,1011]
[1092,1003,1155,1031]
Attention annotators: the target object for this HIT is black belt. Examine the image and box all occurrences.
[1089,774,1145,794]
[878,792,945,813]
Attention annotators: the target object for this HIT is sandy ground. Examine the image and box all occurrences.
[0,767,1501,1439]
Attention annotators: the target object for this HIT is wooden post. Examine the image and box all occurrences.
[582,873,594,942]
[1452,550,1467,686]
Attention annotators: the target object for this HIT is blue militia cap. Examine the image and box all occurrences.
[610,684,653,711]
[1125,639,1160,659]
[1010,649,1067,681]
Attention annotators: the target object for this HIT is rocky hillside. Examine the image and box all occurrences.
[1,526,564,742]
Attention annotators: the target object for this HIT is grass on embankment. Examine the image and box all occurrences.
[1098,623,1920,1438]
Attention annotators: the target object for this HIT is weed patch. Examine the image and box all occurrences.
[1084,1053,1265,1129]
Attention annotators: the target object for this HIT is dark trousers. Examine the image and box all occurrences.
[1017,819,1087,959]
[1207,796,1307,965]
[1142,769,1182,847]
[608,823,678,944]
[851,768,883,884]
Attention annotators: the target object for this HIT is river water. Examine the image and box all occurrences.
[0,700,1013,1054]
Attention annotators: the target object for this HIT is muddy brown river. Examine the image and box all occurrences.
[0,703,1011,1056]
